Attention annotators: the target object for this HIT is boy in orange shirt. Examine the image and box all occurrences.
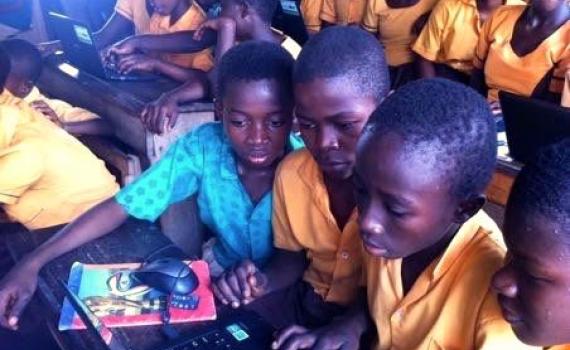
[492,140,570,350]
[273,79,534,349]
[211,27,390,332]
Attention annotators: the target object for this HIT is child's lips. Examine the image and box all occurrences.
[499,301,524,325]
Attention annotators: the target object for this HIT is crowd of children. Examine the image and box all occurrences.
[0,0,569,349]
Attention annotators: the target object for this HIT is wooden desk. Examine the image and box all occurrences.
[486,158,522,207]
[37,53,215,165]
[2,220,225,350]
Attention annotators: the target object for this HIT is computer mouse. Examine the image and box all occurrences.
[131,258,199,295]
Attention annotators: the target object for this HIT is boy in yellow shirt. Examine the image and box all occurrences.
[320,0,367,27]
[273,79,534,349]
[301,0,325,34]
[492,140,570,350]
[0,48,119,230]
[211,27,390,331]
[1,39,111,136]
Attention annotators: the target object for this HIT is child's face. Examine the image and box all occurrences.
[152,0,182,16]
[492,209,570,347]
[355,132,463,259]
[220,0,247,37]
[222,79,293,169]
[4,73,33,99]
[294,78,377,180]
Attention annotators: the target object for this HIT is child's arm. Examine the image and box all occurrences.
[141,74,211,134]
[212,249,307,308]
[93,11,135,50]
[193,17,237,64]
[416,55,437,79]
[63,119,113,136]
[115,53,209,83]
[0,198,129,330]
[271,290,370,350]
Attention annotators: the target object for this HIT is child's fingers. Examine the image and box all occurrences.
[234,266,251,299]
[215,276,241,308]
[211,282,229,305]
[272,325,312,350]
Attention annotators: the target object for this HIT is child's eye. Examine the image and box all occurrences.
[386,205,408,218]
[268,119,286,128]
[230,120,247,127]
[337,121,358,130]
[298,120,316,130]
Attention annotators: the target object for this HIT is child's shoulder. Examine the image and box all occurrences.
[182,121,223,142]
[487,4,526,29]
[276,148,314,178]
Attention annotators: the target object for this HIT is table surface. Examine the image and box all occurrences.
[2,220,230,350]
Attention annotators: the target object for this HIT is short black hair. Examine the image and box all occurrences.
[231,0,278,23]
[293,26,389,103]
[507,139,570,235]
[0,39,42,83]
[0,47,10,89]
[362,78,497,199]
[217,41,294,102]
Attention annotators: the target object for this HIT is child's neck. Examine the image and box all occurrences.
[244,19,281,44]
[400,224,460,295]
[237,160,279,205]
[323,175,356,232]
[170,0,191,25]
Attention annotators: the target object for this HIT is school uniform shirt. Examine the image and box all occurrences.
[115,0,152,34]
[149,1,214,72]
[273,149,362,306]
[24,87,98,123]
[320,0,367,25]
[549,345,570,350]
[362,0,439,67]
[116,122,301,269]
[473,5,570,102]
[301,0,325,32]
[0,90,119,230]
[412,0,522,74]
[364,211,536,350]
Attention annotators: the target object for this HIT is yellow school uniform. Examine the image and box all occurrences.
[362,0,439,67]
[549,346,570,350]
[320,0,367,25]
[149,2,214,72]
[301,0,325,32]
[24,87,98,123]
[473,5,570,102]
[273,149,362,306]
[115,0,152,34]
[0,90,119,230]
[413,0,521,74]
[365,211,535,350]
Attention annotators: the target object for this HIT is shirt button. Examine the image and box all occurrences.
[340,251,350,260]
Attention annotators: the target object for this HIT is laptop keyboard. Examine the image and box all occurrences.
[163,329,237,350]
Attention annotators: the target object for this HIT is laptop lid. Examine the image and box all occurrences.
[272,0,308,45]
[500,91,570,163]
[48,12,108,78]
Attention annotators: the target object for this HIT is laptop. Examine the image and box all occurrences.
[48,12,155,81]
[272,0,309,45]
[155,309,275,350]
[500,91,570,163]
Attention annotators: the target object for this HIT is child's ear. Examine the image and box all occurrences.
[453,194,486,224]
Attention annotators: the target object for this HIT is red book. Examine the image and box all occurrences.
[59,260,216,330]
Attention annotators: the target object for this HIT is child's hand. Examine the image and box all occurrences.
[30,100,61,126]
[0,262,40,330]
[141,94,179,134]
[212,260,268,308]
[193,17,237,40]
[104,36,139,64]
[271,322,361,350]
[116,54,159,74]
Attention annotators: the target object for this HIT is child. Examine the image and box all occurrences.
[471,0,570,105]
[112,0,215,84]
[1,39,112,136]
[492,140,570,350]
[273,79,534,349]
[141,0,302,134]
[320,0,366,27]
[413,0,522,83]
[212,27,390,331]
[301,0,325,34]
[0,48,119,231]
[0,42,297,331]
[362,0,438,89]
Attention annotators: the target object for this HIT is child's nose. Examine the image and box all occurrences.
[492,267,518,298]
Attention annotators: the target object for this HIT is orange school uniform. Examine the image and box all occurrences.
[301,0,325,32]
[273,149,363,306]
[320,0,367,25]
[364,211,536,350]
[115,0,152,34]
[362,0,439,67]
[0,90,119,230]
[473,5,570,102]
[413,0,522,74]
[149,2,214,72]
